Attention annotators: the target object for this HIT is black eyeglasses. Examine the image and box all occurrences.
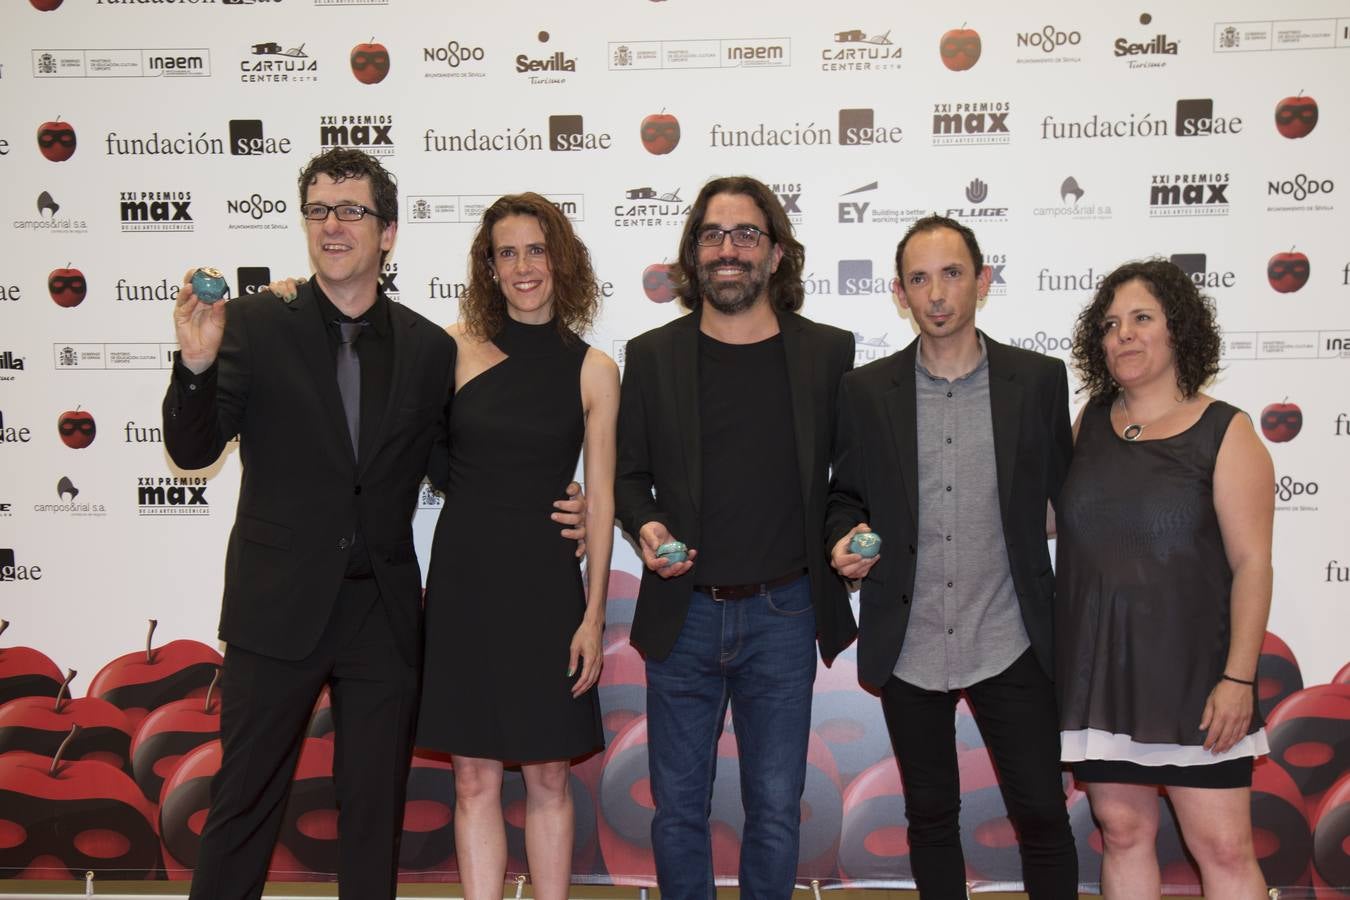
[301,203,385,223]
[695,225,766,249]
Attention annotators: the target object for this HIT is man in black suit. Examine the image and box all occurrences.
[826,215,1077,898]
[162,149,581,900]
[615,176,857,899]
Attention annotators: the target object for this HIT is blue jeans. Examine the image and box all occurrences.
[645,575,817,900]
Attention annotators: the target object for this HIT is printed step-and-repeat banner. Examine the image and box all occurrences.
[1,0,1347,894]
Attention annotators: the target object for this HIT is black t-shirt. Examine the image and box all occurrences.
[695,331,806,585]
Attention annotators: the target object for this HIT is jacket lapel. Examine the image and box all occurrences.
[884,340,921,531]
[289,283,356,466]
[985,335,1022,525]
[778,312,815,505]
[671,311,701,514]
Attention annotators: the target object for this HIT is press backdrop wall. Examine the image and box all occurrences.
[1,0,1347,894]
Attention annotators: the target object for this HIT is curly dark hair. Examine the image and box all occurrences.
[297,147,398,223]
[671,176,805,313]
[893,214,983,280]
[1071,258,1221,400]
[460,193,599,342]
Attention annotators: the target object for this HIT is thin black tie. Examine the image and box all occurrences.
[335,321,367,459]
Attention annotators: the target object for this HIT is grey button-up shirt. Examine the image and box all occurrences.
[894,337,1030,691]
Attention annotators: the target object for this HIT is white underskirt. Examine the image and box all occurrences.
[1061,727,1270,767]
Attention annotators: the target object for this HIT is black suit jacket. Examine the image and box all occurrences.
[163,282,455,664]
[825,333,1071,689]
[615,307,859,663]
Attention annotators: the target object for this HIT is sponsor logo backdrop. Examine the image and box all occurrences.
[2,1,1347,894]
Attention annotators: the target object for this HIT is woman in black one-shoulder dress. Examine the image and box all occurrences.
[416,194,618,900]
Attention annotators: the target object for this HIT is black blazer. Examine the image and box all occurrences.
[825,333,1072,689]
[615,307,859,663]
[163,283,455,664]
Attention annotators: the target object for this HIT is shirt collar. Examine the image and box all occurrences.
[311,280,390,338]
[914,332,988,384]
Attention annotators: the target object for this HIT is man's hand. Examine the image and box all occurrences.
[266,275,307,301]
[174,268,228,375]
[568,618,603,697]
[554,481,587,558]
[638,521,696,579]
[831,524,881,580]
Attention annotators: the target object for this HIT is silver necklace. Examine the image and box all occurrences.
[1118,394,1182,441]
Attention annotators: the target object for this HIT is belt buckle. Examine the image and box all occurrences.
[708,585,728,602]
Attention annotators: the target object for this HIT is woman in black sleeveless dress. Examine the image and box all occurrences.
[1056,260,1275,898]
[416,194,618,900]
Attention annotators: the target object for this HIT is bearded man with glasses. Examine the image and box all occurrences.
[615,176,858,899]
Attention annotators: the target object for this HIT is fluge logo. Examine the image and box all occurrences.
[37,117,75,161]
[350,38,389,84]
[939,24,981,71]
[1275,93,1317,139]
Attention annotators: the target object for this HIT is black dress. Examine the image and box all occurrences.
[1055,398,1267,786]
[416,317,603,762]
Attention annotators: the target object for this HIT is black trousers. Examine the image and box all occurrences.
[188,579,418,900]
[880,649,1078,899]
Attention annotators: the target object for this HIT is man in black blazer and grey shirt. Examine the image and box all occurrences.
[826,215,1077,898]
[616,176,857,900]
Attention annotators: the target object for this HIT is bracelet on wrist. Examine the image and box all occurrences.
[1220,673,1255,686]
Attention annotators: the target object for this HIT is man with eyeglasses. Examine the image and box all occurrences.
[160,148,581,900]
[615,176,858,899]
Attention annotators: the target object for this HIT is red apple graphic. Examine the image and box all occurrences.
[157,738,218,876]
[0,669,134,774]
[160,737,340,878]
[642,262,676,303]
[1267,248,1310,293]
[87,619,223,732]
[1260,400,1303,443]
[350,38,390,84]
[940,25,981,71]
[36,117,76,162]
[29,0,64,9]
[48,264,87,308]
[640,110,680,155]
[1275,93,1318,139]
[0,727,159,878]
[0,619,65,705]
[129,668,220,804]
[399,753,457,870]
[57,407,96,449]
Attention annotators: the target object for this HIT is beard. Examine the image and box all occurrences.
[697,255,771,315]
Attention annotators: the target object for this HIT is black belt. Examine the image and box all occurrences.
[694,568,806,602]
